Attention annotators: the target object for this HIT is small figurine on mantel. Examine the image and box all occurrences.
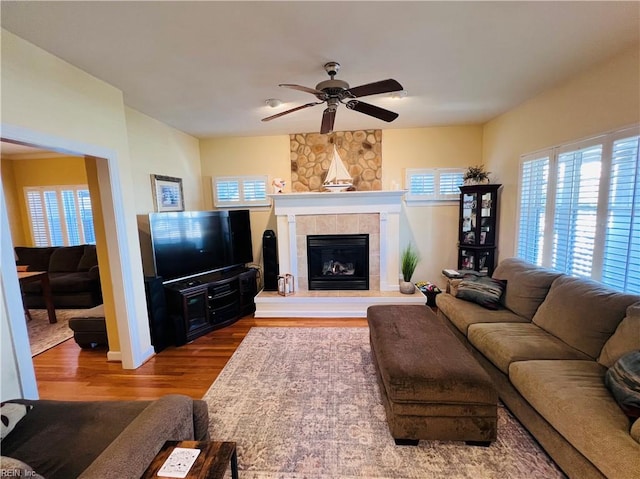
[272,178,286,193]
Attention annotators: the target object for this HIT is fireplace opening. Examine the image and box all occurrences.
[307,234,369,290]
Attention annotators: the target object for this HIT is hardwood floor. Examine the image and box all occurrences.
[33,316,367,401]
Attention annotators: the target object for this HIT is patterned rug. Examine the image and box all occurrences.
[27,309,81,356]
[203,327,566,479]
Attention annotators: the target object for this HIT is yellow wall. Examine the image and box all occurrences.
[0,159,25,245]
[199,127,483,286]
[483,44,640,260]
[384,126,483,284]
[199,135,289,268]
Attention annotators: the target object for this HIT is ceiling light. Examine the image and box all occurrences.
[390,90,408,99]
[265,98,283,108]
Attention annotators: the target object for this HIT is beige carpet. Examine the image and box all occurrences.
[27,309,82,356]
[203,327,566,479]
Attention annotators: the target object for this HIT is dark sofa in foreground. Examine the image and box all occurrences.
[1,394,209,479]
[436,258,640,479]
[15,245,102,309]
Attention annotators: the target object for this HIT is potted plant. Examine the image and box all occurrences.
[400,243,419,294]
[463,165,491,185]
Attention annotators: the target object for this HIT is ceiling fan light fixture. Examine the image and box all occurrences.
[390,90,408,99]
[265,98,283,108]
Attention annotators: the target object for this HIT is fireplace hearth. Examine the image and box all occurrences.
[307,234,369,290]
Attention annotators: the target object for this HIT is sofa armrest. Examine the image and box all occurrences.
[78,394,201,479]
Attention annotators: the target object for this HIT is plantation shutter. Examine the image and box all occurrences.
[602,136,640,293]
[24,186,95,246]
[517,155,549,265]
[213,176,270,207]
[552,144,602,278]
[405,169,464,202]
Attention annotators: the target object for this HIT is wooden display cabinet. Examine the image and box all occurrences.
[457,184,501,276]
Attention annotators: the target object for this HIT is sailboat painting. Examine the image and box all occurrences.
[323,145,353,192]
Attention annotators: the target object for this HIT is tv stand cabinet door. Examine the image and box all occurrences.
[166,286,210,345]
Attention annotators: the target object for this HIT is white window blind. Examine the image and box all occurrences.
[213,176,269,207]
[602,136,640,294]
[517,126,640,294]
[517,154,549,265]
[405,168,465,204]
[552,144,602,278]
[24,186,95,246]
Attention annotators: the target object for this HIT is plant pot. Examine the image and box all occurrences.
[399,281,416,294]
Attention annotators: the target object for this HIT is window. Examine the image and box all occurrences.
[24,185,95,246]
[405,168,465,204]
[517,126,640,294]
[213,176,270,207]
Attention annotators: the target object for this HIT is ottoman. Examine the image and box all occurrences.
[367,304,497,445]
[68,304,108,349]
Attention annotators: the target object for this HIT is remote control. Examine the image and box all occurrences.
[157,447,201,478]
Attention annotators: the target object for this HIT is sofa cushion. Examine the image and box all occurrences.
[435,293,528,335]
[14,247,55,272]
[468,322,590,374]
[492,257,562,320]
[455,275,506,310]
[605,350,640,418]
[599,302,640,368]
[0,403,32,440]
[49,246,85,272]
[509,360,640,479]
[77,245,98,272]
[532,275,640,359]
[48,272,99,293]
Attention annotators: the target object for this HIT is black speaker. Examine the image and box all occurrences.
[144,276,172,353]
[262,230,279,291]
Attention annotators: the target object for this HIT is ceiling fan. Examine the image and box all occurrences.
[262,61,404,134]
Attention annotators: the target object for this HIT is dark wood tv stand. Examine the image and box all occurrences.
[163,267,257,345]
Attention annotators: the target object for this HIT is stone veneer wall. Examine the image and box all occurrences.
[291,130,382,192]
[295,213,380,291]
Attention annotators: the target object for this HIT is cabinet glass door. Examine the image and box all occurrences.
[461,193,477,245]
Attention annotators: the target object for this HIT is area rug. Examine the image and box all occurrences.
[203,327,566,479]
[27,309,81,356]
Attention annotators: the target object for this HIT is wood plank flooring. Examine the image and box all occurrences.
[33,316,367,401]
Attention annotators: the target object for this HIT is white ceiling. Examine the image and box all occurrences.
[1,1,639,139]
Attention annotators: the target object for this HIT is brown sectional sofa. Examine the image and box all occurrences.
[15,245,102,309]
[1,394,209,479]
[436,258,640,479]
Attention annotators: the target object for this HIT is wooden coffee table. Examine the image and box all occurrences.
[18,271,57,323]
[141,441,238,479]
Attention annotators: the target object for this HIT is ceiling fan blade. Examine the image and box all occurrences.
[320,108,336,134]
[346,100,399,122]
[346,79,403,98]
[261,102,320,122]
[279,83,327,98]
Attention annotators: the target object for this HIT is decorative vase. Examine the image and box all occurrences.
[399,281,416,294]
[464,178,490,186]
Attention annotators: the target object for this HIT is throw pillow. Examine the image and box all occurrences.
[455,275,507,310]
[631,417,640,443]
[0,402,32,440]
[598,302,640,368]
[605,350,640,419]
[77,244,98,272]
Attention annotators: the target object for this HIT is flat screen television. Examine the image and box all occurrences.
[149,210,253,283]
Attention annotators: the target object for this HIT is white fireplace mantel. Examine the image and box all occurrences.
[269,190,407,292]
[269,190,407,216]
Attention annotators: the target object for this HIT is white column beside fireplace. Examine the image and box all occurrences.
[254,190,426,318]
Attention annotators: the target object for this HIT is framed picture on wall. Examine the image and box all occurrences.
[151,174,184,212]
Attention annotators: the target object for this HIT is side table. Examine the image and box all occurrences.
[141,441,238,479]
